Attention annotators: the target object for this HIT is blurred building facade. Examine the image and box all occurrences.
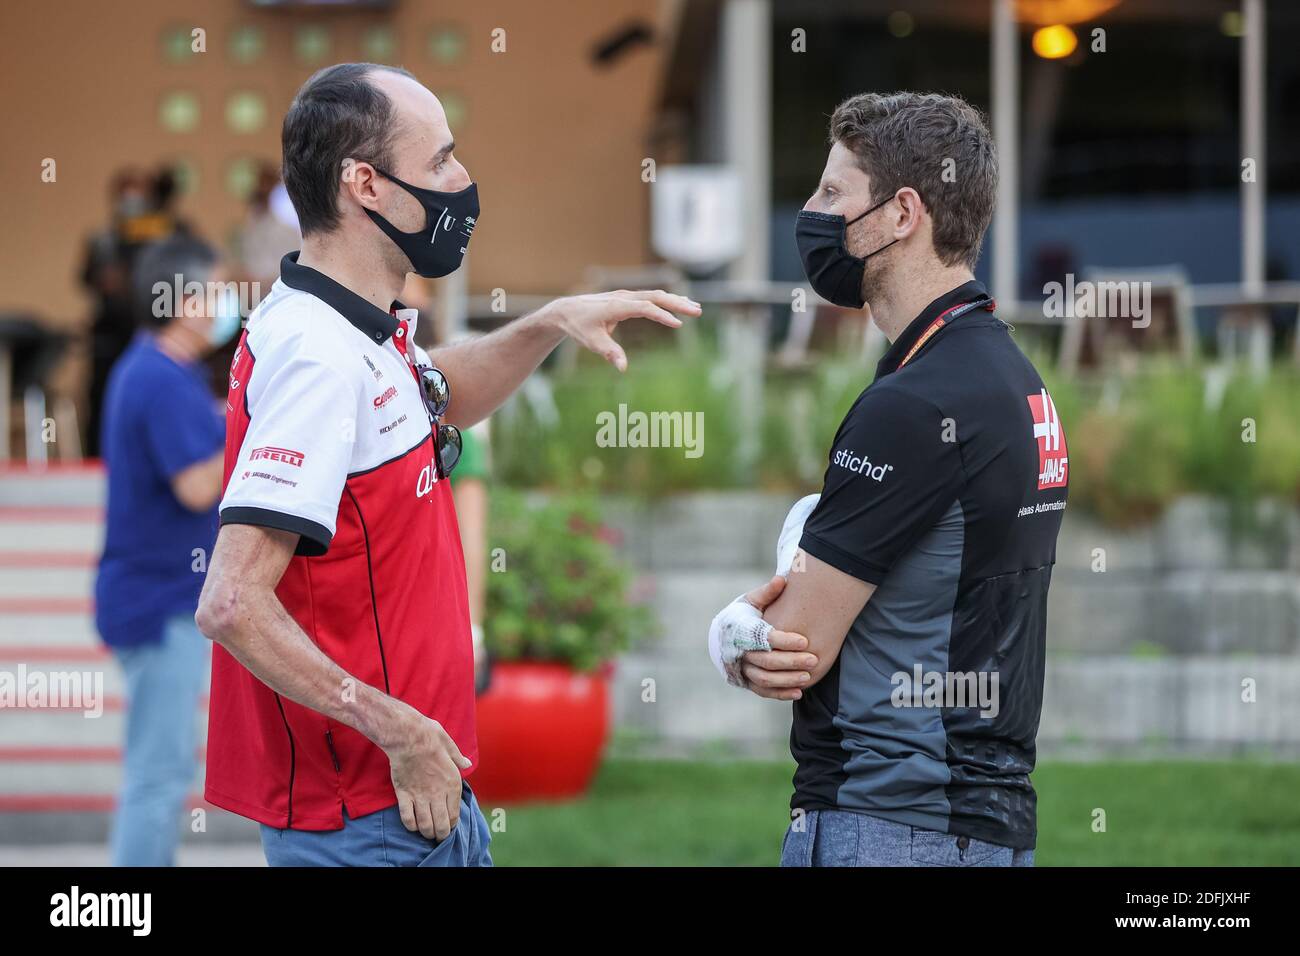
[1,0,668,326]
[655,0,1300,295]
[2,0,1298,437]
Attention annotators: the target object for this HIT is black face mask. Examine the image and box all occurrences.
[366,168,479,278]
[794,195,898,308]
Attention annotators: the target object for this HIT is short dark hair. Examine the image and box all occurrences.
[133,234,217,328]
[281,62,416,236]
[829,92,997,270]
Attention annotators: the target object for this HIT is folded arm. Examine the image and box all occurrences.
[741,551,875,699]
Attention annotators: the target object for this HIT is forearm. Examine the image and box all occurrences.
[172,450,225,513]
[429,306,563,429]
[199,585,415,750]
[761,554,872,686]
[761,596,835,686]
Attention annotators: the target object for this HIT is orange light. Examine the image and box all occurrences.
[1016,1,1122,27]
[1032,24,1078,59]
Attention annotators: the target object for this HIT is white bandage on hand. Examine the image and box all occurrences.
[708,594,773,688]
[707,494,821,689]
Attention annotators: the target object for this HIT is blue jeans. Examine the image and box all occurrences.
[781,809,1034,867]
[260,782,493,867]
[108,613,211,867]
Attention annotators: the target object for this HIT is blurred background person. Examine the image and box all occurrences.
[94,233,236,866]
[78,168,150,458]
[453,419,493,694]
[79,166,193,458]
[232,161,300,297]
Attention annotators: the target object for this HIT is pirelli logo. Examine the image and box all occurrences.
[250,446,305,467]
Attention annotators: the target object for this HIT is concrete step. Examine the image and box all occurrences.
[0,707,209,747]
[0,807,261,847]
[0,613,101,648]
[0,517,103,554]
[1041,656,1300,747]
[0,760,178,796]
[0,841,265,863]
[0,465,105,508]
[0,566,95,599]
[1047,569,1300,654]
[612,648,1300,752]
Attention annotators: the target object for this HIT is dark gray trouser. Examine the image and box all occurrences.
[781,809,1034,867]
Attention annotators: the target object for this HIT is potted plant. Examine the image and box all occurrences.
[472,492,652,802]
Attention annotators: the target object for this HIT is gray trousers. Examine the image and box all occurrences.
[781,809,1034,867]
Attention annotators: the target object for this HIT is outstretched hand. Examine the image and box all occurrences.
[545,289,701,372]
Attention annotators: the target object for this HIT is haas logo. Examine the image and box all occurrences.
[1027,387,1068,490]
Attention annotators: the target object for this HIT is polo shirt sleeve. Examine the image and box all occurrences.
[219,349,358,557]
[799,385,965,585]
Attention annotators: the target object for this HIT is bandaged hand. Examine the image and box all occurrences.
[709,590,775,688]
[708,575,817,696]
[707,495,822,693]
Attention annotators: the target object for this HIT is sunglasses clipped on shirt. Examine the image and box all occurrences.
[415,364,462,479]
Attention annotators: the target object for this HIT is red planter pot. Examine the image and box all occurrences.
[470,660,610,804]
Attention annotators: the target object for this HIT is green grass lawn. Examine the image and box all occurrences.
[484,758,1300,866]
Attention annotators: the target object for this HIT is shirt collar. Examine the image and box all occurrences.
[279,252,402,345]
[875,279,993,380]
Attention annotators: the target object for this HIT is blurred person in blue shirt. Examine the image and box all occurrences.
[95,233,238,866]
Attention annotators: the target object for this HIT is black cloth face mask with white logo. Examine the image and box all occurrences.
[794,195,898,309]
[366,168,479,279]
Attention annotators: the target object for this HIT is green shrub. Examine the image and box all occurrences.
[491,351,742,495]
[1040,361,1300,526]
[488,346,1300,527]
[485,492,654,671]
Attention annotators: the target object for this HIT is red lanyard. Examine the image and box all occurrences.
[895,296,995,370]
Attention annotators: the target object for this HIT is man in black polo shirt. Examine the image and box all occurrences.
[712,92,1068,866]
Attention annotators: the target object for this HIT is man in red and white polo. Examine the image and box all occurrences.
[196,62,699,867]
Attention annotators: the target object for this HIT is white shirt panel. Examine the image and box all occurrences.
[219,283,436,552]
